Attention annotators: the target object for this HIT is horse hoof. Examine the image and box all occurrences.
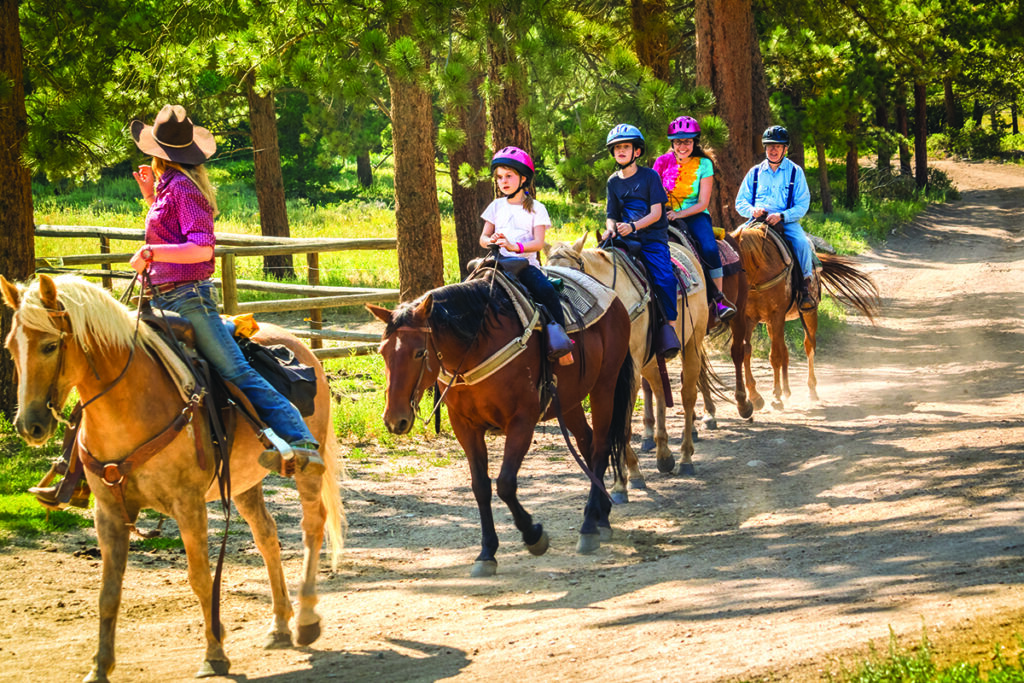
[470,560,498,577]
[640,437,656,453]
[577,533,601,554]
[692,429,701,443]
[598,526,613,542]
[628,478,647,491]
[702,415,718,430]
[677,463,696,476]
[771,400,784,411]
[527,530,550,556]
[296,620,322,647]
[738,401,754,420]
[196,659,230,678]
[809,391,820,403]
[752,396,765,411]
[83,668,110,683]
[611,490,629,505]
[263,630,293,649]
[657,456,675,473]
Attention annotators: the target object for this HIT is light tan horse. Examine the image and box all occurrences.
[1,274,344,682]
[546,234,709,501]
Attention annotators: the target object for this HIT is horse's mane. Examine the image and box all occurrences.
[389,277,515,345]
[733,222,774,272]
[15,275,157,353]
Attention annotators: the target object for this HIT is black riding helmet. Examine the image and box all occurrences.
[761,125,790,146]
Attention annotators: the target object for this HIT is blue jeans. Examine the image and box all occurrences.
[782,221,814,279]
[518,265,566,327]
[625,238,677,321]
[151,281,317,446]
[678,214,723,280]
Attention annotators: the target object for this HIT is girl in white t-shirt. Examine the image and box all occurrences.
[479,146,573,365]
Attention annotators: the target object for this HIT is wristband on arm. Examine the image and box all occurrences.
[629,222,637,234]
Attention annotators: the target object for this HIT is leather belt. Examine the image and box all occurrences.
[149,280,197,295]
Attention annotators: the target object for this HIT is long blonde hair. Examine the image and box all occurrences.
[152,157,219,217]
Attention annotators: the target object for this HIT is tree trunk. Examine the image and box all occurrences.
[1012,103,1019,135]
[629,0,671,80]
[0,0,35,417]
[388,15,444,301]
[450,76,490,280]
[876,101,892,173]
[696,0,767,229]
[356,151,373,187]
[943,76,962,129]
[816,141,833,215]
[844,115,860,209]
[487,7,532,156]
[245,74,294,279]
[896,91,912,176]
[913,80,928,189]
[971,99,984,126]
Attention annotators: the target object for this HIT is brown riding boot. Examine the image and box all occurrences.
[259,440,326,478]
[799,277,818,312]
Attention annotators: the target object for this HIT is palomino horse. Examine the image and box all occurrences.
[1,274,343,682]
[730,221,879,410]
[368,273,634,576]
[546,234,708,495]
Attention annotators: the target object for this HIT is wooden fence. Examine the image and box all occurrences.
[34,225,397,359]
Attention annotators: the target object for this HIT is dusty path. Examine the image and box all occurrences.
[2,160,1024,682]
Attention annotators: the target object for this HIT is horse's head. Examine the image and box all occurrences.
[2,274,80,445]
[545,233,589,273]
[367,296,440,435]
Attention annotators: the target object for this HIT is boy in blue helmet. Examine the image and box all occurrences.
[735,125,817,311]
[601,123,680,358]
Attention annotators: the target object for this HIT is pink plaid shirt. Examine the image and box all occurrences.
[145,168,216,285]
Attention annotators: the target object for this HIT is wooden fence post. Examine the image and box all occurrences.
[99,236,111,290]
[221,252,238,315]
[307,252,322,350]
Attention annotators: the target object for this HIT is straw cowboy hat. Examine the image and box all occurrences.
[131,104,216,166]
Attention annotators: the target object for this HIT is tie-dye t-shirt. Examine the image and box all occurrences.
[652,152,714,214]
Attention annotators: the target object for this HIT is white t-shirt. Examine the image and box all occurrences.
[481,197,551,266]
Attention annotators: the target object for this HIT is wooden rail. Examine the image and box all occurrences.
[35,224,395,358]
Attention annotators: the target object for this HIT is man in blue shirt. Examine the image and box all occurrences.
[735,126,817,311]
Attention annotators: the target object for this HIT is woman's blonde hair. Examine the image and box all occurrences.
[152,157,219,217]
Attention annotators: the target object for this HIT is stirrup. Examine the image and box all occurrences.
[716,301,737,322]
[259,440,325,478]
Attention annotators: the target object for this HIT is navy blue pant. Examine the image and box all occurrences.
[624,237,677,321]
[675,214,723,280]
[518,265,567,327]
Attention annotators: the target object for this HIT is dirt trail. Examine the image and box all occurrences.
[3,160,1024,682]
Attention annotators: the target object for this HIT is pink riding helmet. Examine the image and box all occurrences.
[490,146,535,179]
[667,116,700,140]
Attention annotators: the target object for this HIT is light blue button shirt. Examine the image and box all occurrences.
[735,157,810,224]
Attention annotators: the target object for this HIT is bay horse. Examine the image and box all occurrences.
[368,273,634,576]
[1,274,344,682]
[730,221,879,410]
[546,234,708,499]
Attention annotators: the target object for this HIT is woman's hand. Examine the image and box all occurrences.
[129,245,153,275]
[133,165,155,203]
[666,208,678,221]
[490,232,513,250]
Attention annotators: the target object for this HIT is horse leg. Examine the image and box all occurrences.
[564,401,611,554]
[174,496,231,677]
[768,314,789,410]
[743,320,764,413]
[675,339,702,476]
[290,469,330,646]
[640,361,673,473]
[84,502,130,683]
[495,419,549,556]
[450,416,497,577]
[640,377,656,453]
[612,367,645,503]
[233,484,295,649]
[731,316,754,419]
[802,310,820,402]
[699,375,717,431]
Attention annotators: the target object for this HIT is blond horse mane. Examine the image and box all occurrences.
[733,223,777,273]
[14,274,158,355]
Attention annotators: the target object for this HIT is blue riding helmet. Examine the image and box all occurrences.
[606,123,645,156]
[761,125,790,146]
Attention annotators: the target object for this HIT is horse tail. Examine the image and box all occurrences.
[818,254,880,323]
[607,351,635,486]
[697,348,732,405]
[320,419,347,571]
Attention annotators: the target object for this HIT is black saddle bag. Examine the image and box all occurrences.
[237,338,318,417]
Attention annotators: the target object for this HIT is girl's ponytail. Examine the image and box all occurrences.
[523,182,535,214]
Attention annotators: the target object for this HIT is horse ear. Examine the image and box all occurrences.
[573,232,588,253]
[38,274,59,311]
[0,276,19,310]
[414,293,433,319]
[542,241,550,257]
[365,303,393,325]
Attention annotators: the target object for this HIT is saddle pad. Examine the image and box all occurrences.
[543,266,619,333]
[717,238,740,267]
[669,242,704,297]
[141,328,198,404]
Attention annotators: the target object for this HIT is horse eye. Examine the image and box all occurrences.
[42,341,59,355]
[413,348,427,359]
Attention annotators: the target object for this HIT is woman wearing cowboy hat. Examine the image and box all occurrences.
[129,104,323,477]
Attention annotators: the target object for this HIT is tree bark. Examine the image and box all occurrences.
[844,112,860,209]
[786,92,806,168]
[356,151,373,187]
[896,91,912,176]
[696,0,768,229]
[487,8,532,156]
[388,15,444,301]
[1012,103,1019,135]
[816,141,833,215]
[245,74,294,279]
[876,101,892,173]
[913,80,929,189]
[943,76,962,130]
[0,0,35,417]
[450,76,490,280]
[629,0,671,80]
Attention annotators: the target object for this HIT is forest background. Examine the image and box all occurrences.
[0,0,1022,420]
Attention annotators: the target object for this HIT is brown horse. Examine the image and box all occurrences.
[730,221,879,410]
[368,273,634,576]
[1,274,344,682]
[546,234,709,497]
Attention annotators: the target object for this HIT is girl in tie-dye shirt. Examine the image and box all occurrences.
[652,116,736,323]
